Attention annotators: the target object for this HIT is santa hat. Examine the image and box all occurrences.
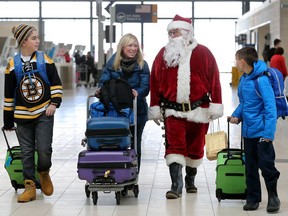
[167,14,193,32]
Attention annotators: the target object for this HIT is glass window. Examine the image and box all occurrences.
[195,2,242,18]
[0,2,39,17]
[194,19,237,72]
[44,19,91,53]
[151,2,192,18]
[103,23,142,56]
[143,20,171,67]
[250,2,264,11]
[42,1,90,18]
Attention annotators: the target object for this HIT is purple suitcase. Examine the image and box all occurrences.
[77,149,137,184]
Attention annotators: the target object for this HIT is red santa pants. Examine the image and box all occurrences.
[164,116,209,159]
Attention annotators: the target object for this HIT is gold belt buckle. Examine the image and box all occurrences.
[182,102,191,112]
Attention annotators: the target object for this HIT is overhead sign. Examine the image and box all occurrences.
[115,4,157,23]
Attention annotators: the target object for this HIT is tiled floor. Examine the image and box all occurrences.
[0,73,288,216]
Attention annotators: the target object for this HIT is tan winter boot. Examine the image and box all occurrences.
[39,170,54,196]
[17,180,36,203]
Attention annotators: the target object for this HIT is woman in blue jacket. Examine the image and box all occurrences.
[96,33,150,173]
[228,47,280,213]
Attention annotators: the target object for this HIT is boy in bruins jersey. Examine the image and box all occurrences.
[3,24,63,202]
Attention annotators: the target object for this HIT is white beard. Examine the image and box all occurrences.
[162,33,197,103]
[163,37,185,67]
[164,31,193,68]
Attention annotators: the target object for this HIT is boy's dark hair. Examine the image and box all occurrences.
[236,46,258,67]
[275,47,284,55]
[274,39,281,46]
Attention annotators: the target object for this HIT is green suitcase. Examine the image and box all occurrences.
[2,128,40,191]
[215,121,247,202]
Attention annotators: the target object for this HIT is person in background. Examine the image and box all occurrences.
[262,33,270,64]
[74,50,81,65]
[3,24,63,203]
[86,51,97,86]
[74,51,86,87]
[64,51,71,63]
[95,33,150,174]
[268,38,281,62]
[228,46,280,213]
[148,14,223,199]
[270,47,287,80]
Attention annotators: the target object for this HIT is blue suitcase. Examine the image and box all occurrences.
[85,116,131,150]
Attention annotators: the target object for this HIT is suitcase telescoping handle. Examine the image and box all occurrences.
[1,127,17,159]
[227,118,244,159]
[133,97,137,151]
[87,95,98,119]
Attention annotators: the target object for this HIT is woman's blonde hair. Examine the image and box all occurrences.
[112,33,144,70]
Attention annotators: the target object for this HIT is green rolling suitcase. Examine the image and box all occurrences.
[215,121,247,202]
[2,128,40,191]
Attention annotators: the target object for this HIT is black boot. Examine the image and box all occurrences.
[185,166,197,193]
[267,191,280,213]
[166,163,183,199]
[243,202,259,211]
[267,183,280,213]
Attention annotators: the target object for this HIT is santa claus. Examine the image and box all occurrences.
[149,14,223,199]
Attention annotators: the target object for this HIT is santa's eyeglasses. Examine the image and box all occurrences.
[168,29,181,36]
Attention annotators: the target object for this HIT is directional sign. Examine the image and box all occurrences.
[115,4,157,23]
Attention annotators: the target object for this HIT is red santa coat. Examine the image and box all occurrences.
[149,43,223,122]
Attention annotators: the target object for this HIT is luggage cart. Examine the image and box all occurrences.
[77,95,139,205]
[76,63,92,87]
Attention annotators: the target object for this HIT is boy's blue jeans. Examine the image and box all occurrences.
[16,113,54,182]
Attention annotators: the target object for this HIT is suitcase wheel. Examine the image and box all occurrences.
[216,188,222,202]
[115,191,121,205]
[92,191,98,205]
[11,180,19,191]
[85,183,90,198]
[121,186,128,196]
[133,184,139,198]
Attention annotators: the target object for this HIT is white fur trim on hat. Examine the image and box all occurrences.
[148,106,162,120]
[167,15,193,32]
[167,20,193,32]
[166,154,186,167]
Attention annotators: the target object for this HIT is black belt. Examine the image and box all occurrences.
[160,94,210,112]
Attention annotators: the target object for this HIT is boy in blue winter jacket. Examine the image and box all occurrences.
[228,47,280,213]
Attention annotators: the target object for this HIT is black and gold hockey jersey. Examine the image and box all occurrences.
[3,51,63,129]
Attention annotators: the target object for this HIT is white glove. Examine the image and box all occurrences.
[208,114,222,121]
[153,118,163,126]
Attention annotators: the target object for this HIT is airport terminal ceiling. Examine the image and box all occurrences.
[0,0,266,5]
[0,0,266,21]
[0,0,266,1]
